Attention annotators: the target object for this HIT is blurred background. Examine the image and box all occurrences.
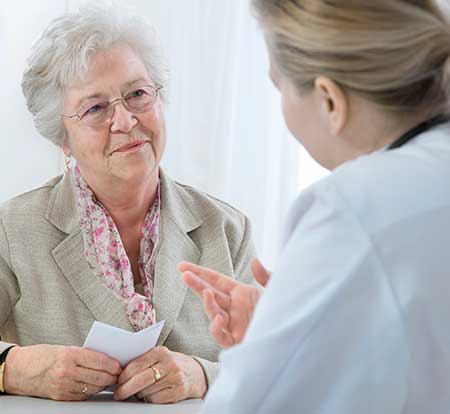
[0,0,328,267]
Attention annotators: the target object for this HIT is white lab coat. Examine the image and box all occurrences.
[201,123,450,413]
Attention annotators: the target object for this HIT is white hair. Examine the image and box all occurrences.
[22,2,169,146]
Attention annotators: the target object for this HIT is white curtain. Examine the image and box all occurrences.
[0,1,64,203]
[1,0,300,268]
[120,0,300,267]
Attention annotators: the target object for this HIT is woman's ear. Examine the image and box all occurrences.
[314,76,348,135]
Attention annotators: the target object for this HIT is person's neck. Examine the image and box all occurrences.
[83,168,159,230]
[370,113,431,152]
[331,106,432,169]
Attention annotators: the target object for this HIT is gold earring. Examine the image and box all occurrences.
[65,155,71,172]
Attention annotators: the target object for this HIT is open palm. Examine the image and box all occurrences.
[178,259,270,348]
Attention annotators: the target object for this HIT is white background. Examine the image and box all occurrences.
[0,0,327,266]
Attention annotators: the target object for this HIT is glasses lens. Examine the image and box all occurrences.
[80,102,110,126]
[125,86,158,112]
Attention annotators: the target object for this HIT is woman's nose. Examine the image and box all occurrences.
[110,100,138,133]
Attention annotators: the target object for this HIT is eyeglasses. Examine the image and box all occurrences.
[62,84,163,127]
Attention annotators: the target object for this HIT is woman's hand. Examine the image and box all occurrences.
[114,346,207,403]
[178,258,271,348]
[4,344,121,401]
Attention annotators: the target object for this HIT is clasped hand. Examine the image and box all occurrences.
[5,344,206,403]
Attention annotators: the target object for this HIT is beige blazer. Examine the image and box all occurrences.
[0,169,256,385]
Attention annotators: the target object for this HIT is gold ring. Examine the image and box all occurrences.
[151,366,162,382]
[81,384,88,394]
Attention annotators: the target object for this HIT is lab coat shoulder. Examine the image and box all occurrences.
[327,126,450,238]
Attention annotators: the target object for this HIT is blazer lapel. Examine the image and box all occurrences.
[154,170,201,345]
[45,169,203,339]
[52,232,134,330]
[46,173,134,331]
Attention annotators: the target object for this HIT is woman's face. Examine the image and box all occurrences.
[62,43,166,185]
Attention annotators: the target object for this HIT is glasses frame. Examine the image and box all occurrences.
[62,83,163,127]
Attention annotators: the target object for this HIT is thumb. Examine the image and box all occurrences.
[250,258,271,287]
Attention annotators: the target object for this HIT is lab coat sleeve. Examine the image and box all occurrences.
[201,182,408,414]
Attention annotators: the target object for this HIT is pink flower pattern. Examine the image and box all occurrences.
[74,165,160,331]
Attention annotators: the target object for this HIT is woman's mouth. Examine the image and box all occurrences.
[113,140,148,153]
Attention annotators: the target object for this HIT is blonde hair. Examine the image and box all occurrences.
[252,0,450,116]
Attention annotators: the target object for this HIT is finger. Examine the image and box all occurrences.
[183,272,231,310]
[115,368,157,401]
[137,382,169,400]
[117,358,150,385]
[251,258,271,287]
[143,386,182,404]
[72,382,105,400]
[118,346,168,385]
[136,367,171,398]
[203,289,228,321]
[75,366,118,387]
[178,262,236,292]
[210,314,234,348]
[182,271,213,297]
[74,348,122,375]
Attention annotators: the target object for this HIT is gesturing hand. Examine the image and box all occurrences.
[4,344,121,401]
[178,258,270,348]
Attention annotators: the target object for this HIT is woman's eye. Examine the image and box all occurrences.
[87,104,103,113]
[130,89,147,98]
[82,102,108,118]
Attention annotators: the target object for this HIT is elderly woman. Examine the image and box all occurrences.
[0,5,255,404]
[180,0,450,413]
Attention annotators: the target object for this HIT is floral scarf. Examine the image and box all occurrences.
[73,165,160,331]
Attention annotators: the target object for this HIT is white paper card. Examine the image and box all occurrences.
[83,320,165,367]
